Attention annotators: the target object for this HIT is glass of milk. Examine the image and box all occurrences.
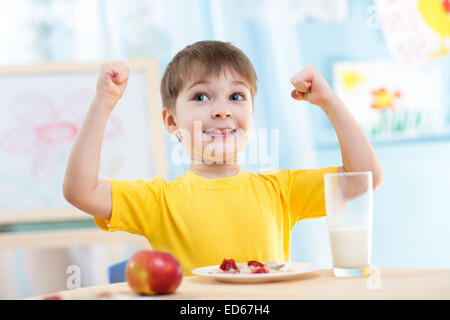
[324,171,373,277]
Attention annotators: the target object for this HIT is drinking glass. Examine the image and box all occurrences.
[324,171,373,277]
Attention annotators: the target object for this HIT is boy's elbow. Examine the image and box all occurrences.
[63,179,85,206]
[373,168,383,191]
[63,181,77,205]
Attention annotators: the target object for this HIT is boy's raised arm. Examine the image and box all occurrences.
[63,63,129,220]
[290,66,383,190]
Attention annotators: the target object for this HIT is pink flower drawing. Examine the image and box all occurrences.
[0,89,122,182]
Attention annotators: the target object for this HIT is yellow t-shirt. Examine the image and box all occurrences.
[94,166,339,275]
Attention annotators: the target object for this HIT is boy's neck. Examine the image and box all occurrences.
[189,161,240,179]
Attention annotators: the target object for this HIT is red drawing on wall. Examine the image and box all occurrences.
[0,89,122,181]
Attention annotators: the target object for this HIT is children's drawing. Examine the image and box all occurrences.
[376,0,450,61]
[333,61,444,139]
[339,69,366,91]
[370,88,402,110]
[418,0,450,58]
[0,89,122,182]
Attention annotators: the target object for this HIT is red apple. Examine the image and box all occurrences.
[125,250,183,295]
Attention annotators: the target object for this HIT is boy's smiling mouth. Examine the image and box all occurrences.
[202,128,237,138]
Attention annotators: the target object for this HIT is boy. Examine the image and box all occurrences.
[63,41,383,275]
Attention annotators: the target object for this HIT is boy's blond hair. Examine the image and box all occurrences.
[160,40,258,112]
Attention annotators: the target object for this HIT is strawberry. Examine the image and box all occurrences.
[247,260,265,268]
[250,266,269,274]
[220,258,238,272]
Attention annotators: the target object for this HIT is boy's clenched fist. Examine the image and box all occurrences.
[96,62,130,110]
[290,65,335,109]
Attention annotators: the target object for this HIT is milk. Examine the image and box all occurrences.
[329,227,370,269]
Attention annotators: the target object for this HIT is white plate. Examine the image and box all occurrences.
[191,262,317,283]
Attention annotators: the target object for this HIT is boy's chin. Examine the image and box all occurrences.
[202,156,238,165]
[192,149,242,165]
[186,137,249,164]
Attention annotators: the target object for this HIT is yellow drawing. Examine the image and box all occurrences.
[340,70,364,91]
[371,88,402,110]
[418,0,450,58]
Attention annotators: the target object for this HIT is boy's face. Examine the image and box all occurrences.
[166,68,253,164]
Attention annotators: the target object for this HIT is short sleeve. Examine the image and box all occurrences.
[94,177,166,238]
[289,166,340,223]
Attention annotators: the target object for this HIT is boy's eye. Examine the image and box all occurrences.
[230,92,244,101]
[193,93,209,101]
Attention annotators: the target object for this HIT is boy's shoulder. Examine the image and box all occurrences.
[255,166,340,183]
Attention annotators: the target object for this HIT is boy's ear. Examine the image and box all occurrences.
[162,108,177,134]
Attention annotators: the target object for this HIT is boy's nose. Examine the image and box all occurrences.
[211,108,232,119]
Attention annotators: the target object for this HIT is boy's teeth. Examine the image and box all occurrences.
[203,129,235,134]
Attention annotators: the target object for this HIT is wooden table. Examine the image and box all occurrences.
[34,268,450,300]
